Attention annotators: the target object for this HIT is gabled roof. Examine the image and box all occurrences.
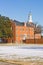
[13,20,35,27]
[26,22,35,27]
[14,20,24,26]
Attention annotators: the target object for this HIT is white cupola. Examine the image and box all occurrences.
[28,12,33,23]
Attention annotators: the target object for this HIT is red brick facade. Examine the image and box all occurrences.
[7,21,41,43]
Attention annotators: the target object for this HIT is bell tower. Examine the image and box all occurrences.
[28,11,33,23]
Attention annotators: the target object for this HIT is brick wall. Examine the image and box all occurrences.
[23,38,43,44]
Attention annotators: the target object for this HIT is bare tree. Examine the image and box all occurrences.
[33,23,43,43]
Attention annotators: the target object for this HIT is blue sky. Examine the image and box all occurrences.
[0,0,43,25]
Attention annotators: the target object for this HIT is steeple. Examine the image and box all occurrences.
[28,11,33,23]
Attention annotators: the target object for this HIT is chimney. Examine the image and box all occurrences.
[24,22,26,26]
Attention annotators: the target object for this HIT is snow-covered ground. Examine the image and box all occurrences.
[0,45,43,61]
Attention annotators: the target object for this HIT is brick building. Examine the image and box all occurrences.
[8,13,41,43]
